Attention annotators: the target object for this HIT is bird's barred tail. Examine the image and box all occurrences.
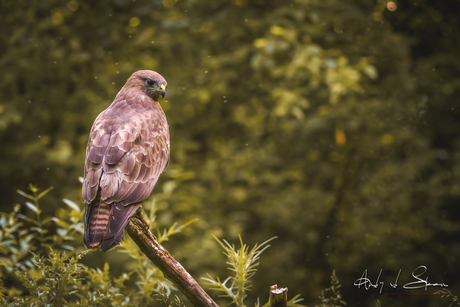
[84,194,140,252]
[89,201,111,247]
[84,193,110,249]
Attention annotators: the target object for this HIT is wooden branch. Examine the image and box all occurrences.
[269,285,288,307]
[126,214,219,307]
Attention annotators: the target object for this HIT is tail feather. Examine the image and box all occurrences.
[89,201,112,247]
[84,192,102,248]
[100,203,139,251]
[84,193,140,252]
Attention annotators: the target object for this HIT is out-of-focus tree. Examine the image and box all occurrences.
[1,0,459,306]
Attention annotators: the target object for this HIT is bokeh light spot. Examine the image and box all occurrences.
[67,1,79,11]
[387,2,397,11]
[382,134,394,145]
[335,128,347,145]
[51,10,63,25]
[162,0,175,8]
[129,17,140,27]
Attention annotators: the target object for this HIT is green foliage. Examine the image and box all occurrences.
[203,236,276,306]
[10,250,84,306]
[1,186,309,306]
[436,289,460,307]
[316,271,346,307]
[204,236,304,307]
[4,186,456,307]
[75,261,131,306]
[0,186,124,305]
[3,248,132,306]
[154,287,186,307]
[0,184,80,281]
[0,186,188,306]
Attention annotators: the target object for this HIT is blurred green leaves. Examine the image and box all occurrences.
[1,1,460,306]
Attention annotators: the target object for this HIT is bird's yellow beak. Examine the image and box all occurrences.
[159,84,166,98]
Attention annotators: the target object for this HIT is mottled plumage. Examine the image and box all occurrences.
[82,70,169,251]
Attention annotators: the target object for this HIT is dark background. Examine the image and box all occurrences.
[1,0,460,306]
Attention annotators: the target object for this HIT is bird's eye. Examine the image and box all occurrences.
[146,78,154,87]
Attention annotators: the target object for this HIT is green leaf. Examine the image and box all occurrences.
[18,214,41,226]
[148,199,157,226]
[0,216,6,227]
[37,186,54,200]
[72,223,84,235]
[62,198,81,213]
[25,201,40,214]
[52,218,71,230]
[57,228,68,237]
[41,217,53,225]
[28,184,39,193]
[16,190,35,201]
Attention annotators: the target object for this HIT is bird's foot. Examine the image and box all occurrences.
[133,206,151,231]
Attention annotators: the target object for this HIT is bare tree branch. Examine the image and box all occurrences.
[126,214,219,307]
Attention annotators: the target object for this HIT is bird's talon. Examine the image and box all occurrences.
[134,209,151,230]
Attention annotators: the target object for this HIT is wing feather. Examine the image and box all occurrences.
[99,203,140,252]
[105,148,126,164]
[88,168,102,188]
[82,97,170,206]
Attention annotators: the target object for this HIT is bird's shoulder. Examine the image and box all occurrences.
[90,94,167,143]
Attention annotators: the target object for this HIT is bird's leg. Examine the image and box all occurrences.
[133,205,151,231]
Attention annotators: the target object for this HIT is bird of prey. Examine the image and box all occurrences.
[82,70,170,251]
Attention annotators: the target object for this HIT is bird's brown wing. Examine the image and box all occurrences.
[82,104,170,250]
[83,106,170,204]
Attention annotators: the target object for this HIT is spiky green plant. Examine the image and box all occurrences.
[436,289,460,307]
[204,235,306,307]
[155,286,187,307]
[202,235,274,306]
[8,250,86,306]
[316,270,346,307]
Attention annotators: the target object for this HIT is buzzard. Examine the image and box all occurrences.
[82,70,170,251]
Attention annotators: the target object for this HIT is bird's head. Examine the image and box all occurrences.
[128,70,167,101]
